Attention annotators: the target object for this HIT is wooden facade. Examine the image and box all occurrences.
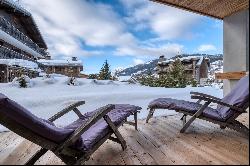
[156,55,210,83]
[0,64,38,83]
[0,0,47,83]
[38,57,84,78]
[43,66,83,77]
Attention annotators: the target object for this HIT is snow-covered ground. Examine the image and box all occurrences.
[0,75,223,132]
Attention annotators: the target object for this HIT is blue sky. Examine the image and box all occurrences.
[21,0,223,74]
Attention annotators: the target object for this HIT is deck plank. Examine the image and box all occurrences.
[0,114,248,165]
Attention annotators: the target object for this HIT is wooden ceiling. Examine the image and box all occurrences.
[151,0,249,19]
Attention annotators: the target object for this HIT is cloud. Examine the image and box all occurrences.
[115,43,184,59]
[133,58,145,65]
[121,0,202,40]
[20,0,200,61]
[21,0,137,59]
[197,44,217,52]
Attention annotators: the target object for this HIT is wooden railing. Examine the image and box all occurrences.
[215,71,247,80]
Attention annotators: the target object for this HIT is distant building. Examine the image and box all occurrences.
[156,55,210,83]
[38,57,83,77]
[0,0,48,82]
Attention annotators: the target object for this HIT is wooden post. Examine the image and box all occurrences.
[180,102,210,133]
[104,115,127,150]
[146,108,155,123]
[134,112,138,130]
[25,148,48,165]
[181,114,187,126]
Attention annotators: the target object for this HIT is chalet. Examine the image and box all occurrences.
[156,55,210,83]
[38,56,83,77]
[0,0,48,83]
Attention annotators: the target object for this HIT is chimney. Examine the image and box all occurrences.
[159,55,166,62]
[72,57,77,61]
[45,55,51,60]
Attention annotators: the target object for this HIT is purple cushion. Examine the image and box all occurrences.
[148,98,223,121]
[65,104,141,151]
[0,93,141,152]
[0,93,74,143]
[217,75,249,120]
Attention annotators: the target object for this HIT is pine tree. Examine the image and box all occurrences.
[166,59,188,88]
[98,60,112,80]
[88,74,98,79]
[18,75,27,88]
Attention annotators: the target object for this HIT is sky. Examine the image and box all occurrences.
[19,0,223,74]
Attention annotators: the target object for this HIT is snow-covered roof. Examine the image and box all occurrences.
[2,0,31,16]
[0,59,38,69]
[158,56,209,66]
[38,59,83,67]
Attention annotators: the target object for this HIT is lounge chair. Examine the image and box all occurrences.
[146,75,249,136]
[0,93,141,165]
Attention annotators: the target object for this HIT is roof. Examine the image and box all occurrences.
[37,59,83,67]
[158,56,209,66]
[0,0,48,49]
[151,0,249,19]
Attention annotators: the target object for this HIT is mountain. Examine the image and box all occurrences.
[115,54,223,77]
[115,59,159,77]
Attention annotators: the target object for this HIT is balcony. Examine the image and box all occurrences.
[0,114,248,165]
[0,45,37,63]
[0,17,47,56]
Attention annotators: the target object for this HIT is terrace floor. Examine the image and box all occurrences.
[0,113,249,165]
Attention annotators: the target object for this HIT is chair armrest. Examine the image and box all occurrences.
[191,95,245,113]
[56,104,115,152]
[190,91,222,101]
[48,101,85,122]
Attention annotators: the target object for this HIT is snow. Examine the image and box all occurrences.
[159,56,203,65]
[196,56,204,66]
[0,30,43,58]
[11,75,34,88]
[0,76,223,132]
[179,56,201,61]
[145,60,153,65]
[3,0,31,16]
[0,59,38,69]
[118,76,132,81]
[38,59,83,66]
[158,59,174,65]
[208,60,224,81]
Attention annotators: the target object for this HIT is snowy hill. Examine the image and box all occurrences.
[116,54,223,79]
[116,59,159,77]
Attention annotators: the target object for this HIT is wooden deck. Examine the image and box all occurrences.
[0,113,249,165]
